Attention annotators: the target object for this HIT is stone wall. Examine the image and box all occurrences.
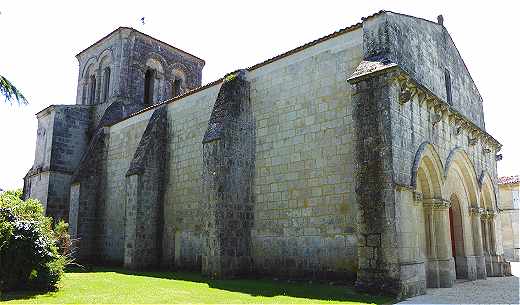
[248,29,363,280]
[70,128,110,262]
[363,12,486,129]
[102,86,219,266]
[99,26,364,277]
[499,182,520,261]
[162,86,220,270]
[24,105,91,221]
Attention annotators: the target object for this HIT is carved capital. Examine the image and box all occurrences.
[469,207,485,215]
[454,126,462,136]
[413,191,423,202]
[399,80,416,104]
[432,113,442,125]
[423,198,451,209]
[480,210,496,220]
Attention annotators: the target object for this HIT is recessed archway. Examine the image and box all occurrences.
[449,194,466,279]
[480,173,501,277]
[444,148,481,281]
[412,142,455,288]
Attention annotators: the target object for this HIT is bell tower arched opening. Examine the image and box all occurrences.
[144,69,155,105]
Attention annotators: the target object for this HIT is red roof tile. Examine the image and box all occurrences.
[498,175,520,185]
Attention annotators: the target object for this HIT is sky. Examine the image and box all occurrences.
[0,0,518,190]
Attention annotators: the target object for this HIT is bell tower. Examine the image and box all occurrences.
[24,27,204,222]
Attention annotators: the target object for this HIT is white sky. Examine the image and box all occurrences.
[0,0,518,190]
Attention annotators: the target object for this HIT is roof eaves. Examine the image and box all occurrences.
[109,10,390,126]
[246,10,388,72]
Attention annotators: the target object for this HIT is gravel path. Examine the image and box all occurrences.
[397,263,520,304]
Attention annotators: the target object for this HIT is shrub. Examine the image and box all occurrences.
[0,190,65,292]
[54,220,74,260]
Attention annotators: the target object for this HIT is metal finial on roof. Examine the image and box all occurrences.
[141,17,145,25]
[437,15,444,25]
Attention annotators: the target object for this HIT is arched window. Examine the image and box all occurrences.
[144,69,155,105]
[89,75,96,104]
[103,67,111,103]
[172,78,182,97]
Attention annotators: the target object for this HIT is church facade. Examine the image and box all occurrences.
[24,11,509,298]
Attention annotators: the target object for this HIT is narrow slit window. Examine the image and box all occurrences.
[444,69,452,105]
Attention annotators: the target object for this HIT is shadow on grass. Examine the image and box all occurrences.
[2,266,394,304]
[0,288,59,302]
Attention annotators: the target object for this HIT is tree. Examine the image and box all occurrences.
[0,75,27,104]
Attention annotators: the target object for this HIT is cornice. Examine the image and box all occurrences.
[422,197,451,209]
[391,71,502,151]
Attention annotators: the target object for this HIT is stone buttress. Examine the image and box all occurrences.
[124,106,169,269]
[201,70,255,278]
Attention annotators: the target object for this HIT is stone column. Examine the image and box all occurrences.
[422,204,439,287]
[470,207,487,279]
[487,212,504,276]
[429,199,455,288]
[482,216,493,275]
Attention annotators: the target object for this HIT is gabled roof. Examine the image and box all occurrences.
[76,26,205,64]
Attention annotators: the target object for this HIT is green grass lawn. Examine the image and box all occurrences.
[1,267,393,304]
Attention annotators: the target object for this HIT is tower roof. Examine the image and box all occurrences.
[75,26,204,64]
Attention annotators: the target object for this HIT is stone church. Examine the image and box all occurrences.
[23,11,510,298]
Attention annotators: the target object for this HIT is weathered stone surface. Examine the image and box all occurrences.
[124,106,168,269]
[23,105,91,221]
[69,128,109,262]
[350,71,401,296]
[24,11,507,300]
[201,70,255,278]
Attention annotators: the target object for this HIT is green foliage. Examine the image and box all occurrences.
[0,75,28,105]
[53,220,73,261]
[0,190,65,292]
[224,73,237,82]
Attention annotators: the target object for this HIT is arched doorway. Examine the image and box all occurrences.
[413,143,454,288]
[449,194,466,279]
[444,149,482,281]
[480,174,503,277]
